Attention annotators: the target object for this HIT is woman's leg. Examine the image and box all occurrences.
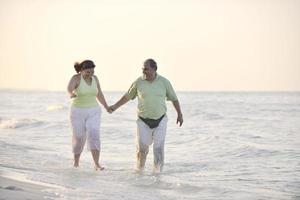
[91,149,104,170]
[86,107,103,170]
[70,107,87,167]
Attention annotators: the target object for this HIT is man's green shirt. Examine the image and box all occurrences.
[125,74,178,119]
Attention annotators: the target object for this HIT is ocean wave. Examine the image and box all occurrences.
[0,118,44,129]
[203,112,224,120]
[230,145,280,158]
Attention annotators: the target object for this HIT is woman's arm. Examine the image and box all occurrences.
[94,76,111,112]
[67,75,79,98]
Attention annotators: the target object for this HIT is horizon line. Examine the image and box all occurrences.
[0,87,299,93]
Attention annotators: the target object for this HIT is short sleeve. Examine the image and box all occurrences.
[165,79,178,101]
[124,81,137,100]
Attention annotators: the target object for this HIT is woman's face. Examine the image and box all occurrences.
[81,68,94,78]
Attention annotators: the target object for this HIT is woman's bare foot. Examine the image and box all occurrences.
[95,164,104,171]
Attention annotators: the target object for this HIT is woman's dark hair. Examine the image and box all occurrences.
[144,58,157,71]
[74,60,95,73]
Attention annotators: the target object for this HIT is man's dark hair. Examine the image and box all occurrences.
[144,58,157,71]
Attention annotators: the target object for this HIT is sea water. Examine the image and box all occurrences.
[0,90,299,200]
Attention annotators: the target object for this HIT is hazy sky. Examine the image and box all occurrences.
[0,0,299,91]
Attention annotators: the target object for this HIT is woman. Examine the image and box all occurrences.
[67,60,111,170]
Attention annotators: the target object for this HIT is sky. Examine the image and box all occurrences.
[0,0,299,91]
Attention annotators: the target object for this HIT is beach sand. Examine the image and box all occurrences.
[0,175,56,200]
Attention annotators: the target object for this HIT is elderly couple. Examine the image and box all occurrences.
[67,59,183,172]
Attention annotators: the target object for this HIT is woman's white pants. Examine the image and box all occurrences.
[70,107,101,154]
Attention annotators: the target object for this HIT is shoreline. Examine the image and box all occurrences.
[0,175,58,200]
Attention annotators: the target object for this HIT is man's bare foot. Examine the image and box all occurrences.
[95,164,104,171]
[74,162,79,168]
[153,164,162,173]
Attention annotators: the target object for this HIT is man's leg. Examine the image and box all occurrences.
[73,153,81,167]
[136,118,152,171]
[153,116,168,172]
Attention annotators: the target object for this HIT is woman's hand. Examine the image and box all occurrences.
[70,93,77,98]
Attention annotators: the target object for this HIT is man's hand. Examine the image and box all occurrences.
[177,114,183,127]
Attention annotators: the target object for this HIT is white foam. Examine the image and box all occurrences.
[46,104,66,111]
[0,118,42,129]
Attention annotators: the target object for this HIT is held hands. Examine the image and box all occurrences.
[105,105,117,114]
[104,105,113,114]
[106,107,113,114]
[177,114,183,127]
[109,105,117,113]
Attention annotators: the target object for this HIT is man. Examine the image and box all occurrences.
[110,58,183,172]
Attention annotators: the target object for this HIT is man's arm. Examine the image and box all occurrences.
[110,80,137,112]
[172,100,183,127]
[110,95,130,112]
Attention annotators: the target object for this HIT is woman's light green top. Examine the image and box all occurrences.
[72,75,99,108]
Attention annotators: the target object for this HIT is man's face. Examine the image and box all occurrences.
[142,65,155,79]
